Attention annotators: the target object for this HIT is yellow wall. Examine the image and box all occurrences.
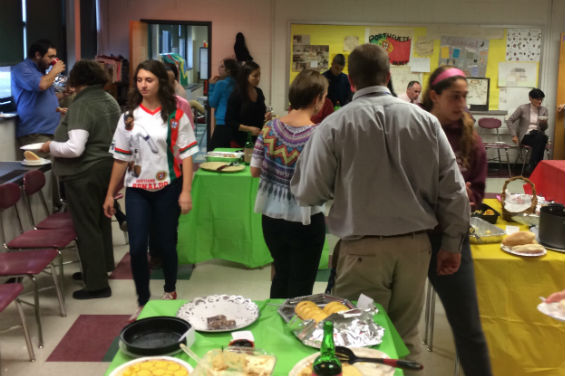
[291,24,510,110]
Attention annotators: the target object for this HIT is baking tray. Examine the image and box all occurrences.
[469,217,505,244]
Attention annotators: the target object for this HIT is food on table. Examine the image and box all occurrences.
[207,314,236,330]
[295,300,328,322]
[323,301,350,315]
[484,209,495,215]
[511,244,546,254]
[298,363,362,376]
[202,349,276,375]
[117,358,189,376]
[23,150,41,161]
[502,231,536,247]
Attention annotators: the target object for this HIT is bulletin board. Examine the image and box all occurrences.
[289,24,543,111]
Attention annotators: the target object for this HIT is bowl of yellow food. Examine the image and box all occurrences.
[109,356,193,376]
[472,202,500,224]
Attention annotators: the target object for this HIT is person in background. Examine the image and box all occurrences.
[165,63,194,129]
[39,60,120,299]
[251,69,328,298]
[323,54,352,107]
[12,39,66,159]
[398,80,422,104]
[421,65,492,376]
[291,44,469,373]
[165,61,188,100]
[103,60,198,321]
[225,61,269,147]
[507,88,549,174]
[209,58,239,149]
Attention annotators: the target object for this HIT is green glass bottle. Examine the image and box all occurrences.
[243,132,253,164]
[333,101,341,111]
[312,321,342,376]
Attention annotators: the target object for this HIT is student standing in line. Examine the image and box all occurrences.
[225,61,270,147]
[103,60,198,321]
[209,58,239,149]
[250,69,328,298]
[421,65,492,376]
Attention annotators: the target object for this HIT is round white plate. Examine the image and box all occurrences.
[177,294,259,332]
[20,143,45,151]
[21,158,51,166]
[108,356,193,376]
[500,244,546,257]
[537,301,565,322]
[289,347,394,376]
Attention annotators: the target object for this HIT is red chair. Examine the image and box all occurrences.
[0,182,76,302]
[21,170,74,231]
[0,283,35,361]
[478,118,512,176]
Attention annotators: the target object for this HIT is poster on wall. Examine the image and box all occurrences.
[498,61,538,87]
[292,44,329,72]
[368,33,412,65]
[390,65,422,96]
[466,77,490,110]
[506,29,542,62]
[293,34,310,45]
[439,36,489,77]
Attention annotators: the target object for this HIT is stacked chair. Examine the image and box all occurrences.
[0,283,35,361]
[0,174,76,349]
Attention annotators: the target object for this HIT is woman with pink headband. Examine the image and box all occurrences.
[421,66,492,376]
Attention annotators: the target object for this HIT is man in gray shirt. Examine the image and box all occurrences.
[291,44,469,372]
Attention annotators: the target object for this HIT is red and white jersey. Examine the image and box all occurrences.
[110,104,198,191]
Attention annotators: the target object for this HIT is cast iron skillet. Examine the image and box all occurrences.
[119,316,192,357]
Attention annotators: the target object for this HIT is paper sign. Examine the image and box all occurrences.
[453,48,461,58]
[410,57,430,73]
[440,46,450,59]
[505,225,520,235]
[357,293,374,309]
[231,330,254,341]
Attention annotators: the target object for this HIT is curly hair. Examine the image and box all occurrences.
[68,60,109,87]
[421,65,476,169]
[128,60,177,123]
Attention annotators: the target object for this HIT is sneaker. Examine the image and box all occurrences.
[129,306,144,322]
[161,291,177,300]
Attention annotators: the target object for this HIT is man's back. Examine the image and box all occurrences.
[292,85,468,250]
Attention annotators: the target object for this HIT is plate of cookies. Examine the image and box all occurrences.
[500,230,547,257]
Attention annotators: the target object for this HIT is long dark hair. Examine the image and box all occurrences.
[223,58,239,79]
[128,60,176,123]
[236,61,260,102]
[422,65,476,168]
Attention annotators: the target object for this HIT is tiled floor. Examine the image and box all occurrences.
[0,178,508,376]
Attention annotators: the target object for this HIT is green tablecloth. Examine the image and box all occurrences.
[177,149,328,269]
[105,299,409,376]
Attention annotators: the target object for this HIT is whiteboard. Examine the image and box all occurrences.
[498,87,531,117]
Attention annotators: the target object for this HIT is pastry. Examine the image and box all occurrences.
[23,150,41,161]
[323,301,350,315]
[295,300,328,322]
[502,231,536,247]
[511,243,545,254]
[207,314,236,330]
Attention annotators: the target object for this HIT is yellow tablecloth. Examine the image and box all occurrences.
[472,199,565,376]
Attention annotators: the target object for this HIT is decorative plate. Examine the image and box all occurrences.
[108,356,193,376]
[289,347,394,376]
[200,161,245,173]
[177,294,259,332]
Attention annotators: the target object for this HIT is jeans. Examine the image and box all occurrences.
[428,233,492,376]
[126,180,181,306]
[521,130,548,173]
[262,213,325,299]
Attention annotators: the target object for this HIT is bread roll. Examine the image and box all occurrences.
[511,244,545,254]
[502,231,536,247]
[23,151,40,161]
[323,301,350,315]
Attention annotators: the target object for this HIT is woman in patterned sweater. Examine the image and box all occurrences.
[250,69,328,298]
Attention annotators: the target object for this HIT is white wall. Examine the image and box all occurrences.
[98,0,565,132]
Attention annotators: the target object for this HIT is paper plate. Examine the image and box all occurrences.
[177,294,259,332]
[108,356,193,376]
[537,301,565,322]
[500,244,546,257]
[200,161,245,172]
[20,143,45,151]
[289,347,394,376]
[21,158,51,166]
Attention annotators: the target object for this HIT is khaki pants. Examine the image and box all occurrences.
[334,233,431,375]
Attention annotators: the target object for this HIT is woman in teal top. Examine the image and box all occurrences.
[209,58,239,149]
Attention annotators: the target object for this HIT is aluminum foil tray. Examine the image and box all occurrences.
[278,294,385,349]
[469,217,505,244]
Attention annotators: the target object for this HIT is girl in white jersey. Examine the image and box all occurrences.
[103,60,198,320]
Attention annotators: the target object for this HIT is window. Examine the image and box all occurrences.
[0,67,12,98]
